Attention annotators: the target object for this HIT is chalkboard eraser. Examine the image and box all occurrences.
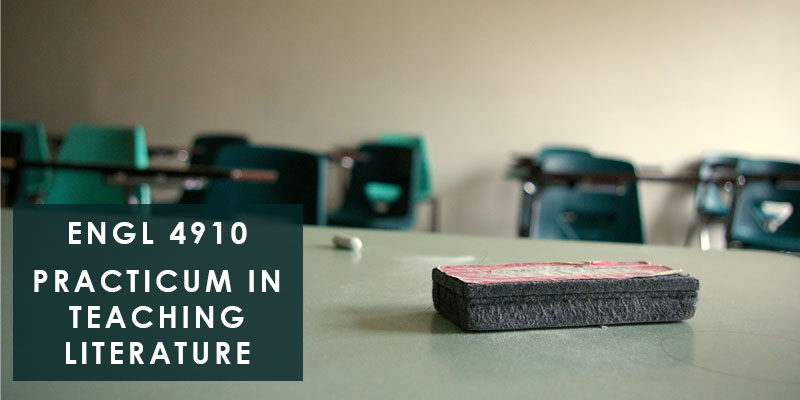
[432,261,699,331]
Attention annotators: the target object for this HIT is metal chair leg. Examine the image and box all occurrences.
[429,196,440,233]
[684,218,699,247]
[517,181,536,237]
[699,222,711,251]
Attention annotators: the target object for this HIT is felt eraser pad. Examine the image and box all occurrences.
[432,261,699,331]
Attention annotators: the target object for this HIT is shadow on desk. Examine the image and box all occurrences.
[347,305,703,381]
[347,306,462,334]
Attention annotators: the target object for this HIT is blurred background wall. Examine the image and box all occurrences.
[2,0,799,243]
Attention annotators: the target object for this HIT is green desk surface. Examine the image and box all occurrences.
[2,209,799,399]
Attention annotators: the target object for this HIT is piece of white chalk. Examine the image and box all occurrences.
[333,234,362,250]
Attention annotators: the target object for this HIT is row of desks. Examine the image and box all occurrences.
[1,145,371,190]
[2,158,279,184]
[30,137,800,186]
[7,154,798,191]
[1,148,440,229]
[508,156,800,185]
[508,155,800,238]
[46,134,370,164]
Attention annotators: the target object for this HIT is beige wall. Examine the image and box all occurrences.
[3,0,799,244]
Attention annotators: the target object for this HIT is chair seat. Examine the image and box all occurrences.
[703,207,729,219]
[698,183,734,219]
[736,235,800,252]
[364,182,403,203]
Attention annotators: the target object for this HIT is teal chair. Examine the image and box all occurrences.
[366,133,433,204]
[518,146,593,237]
[695,155,740,217]
[205,145,327,225]
[1,120,51,201]
[179,134,249,204]
[44,124,150,204]
[685,154,740,249]
[330,143,419,229]
[727,159,800,252]
[532,154,644,243]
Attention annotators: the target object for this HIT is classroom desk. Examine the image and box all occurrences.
[2,209,799,399]
[0,158,279,185]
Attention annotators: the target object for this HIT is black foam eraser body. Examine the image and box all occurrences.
[432,261,699,331]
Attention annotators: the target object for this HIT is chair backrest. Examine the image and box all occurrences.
[728,159,800,252]
[1,131,25,205]
[340,143,419,220]
[694,154,740,218]
[536,146,592,162]
[516,146,592,237]
[179,134,250,203]
[44,124,150,204]
[1,120,51,199]
[188,134,250,166]
[533,154,644,243]
[377,133,433,202]
[205,145,327,225]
